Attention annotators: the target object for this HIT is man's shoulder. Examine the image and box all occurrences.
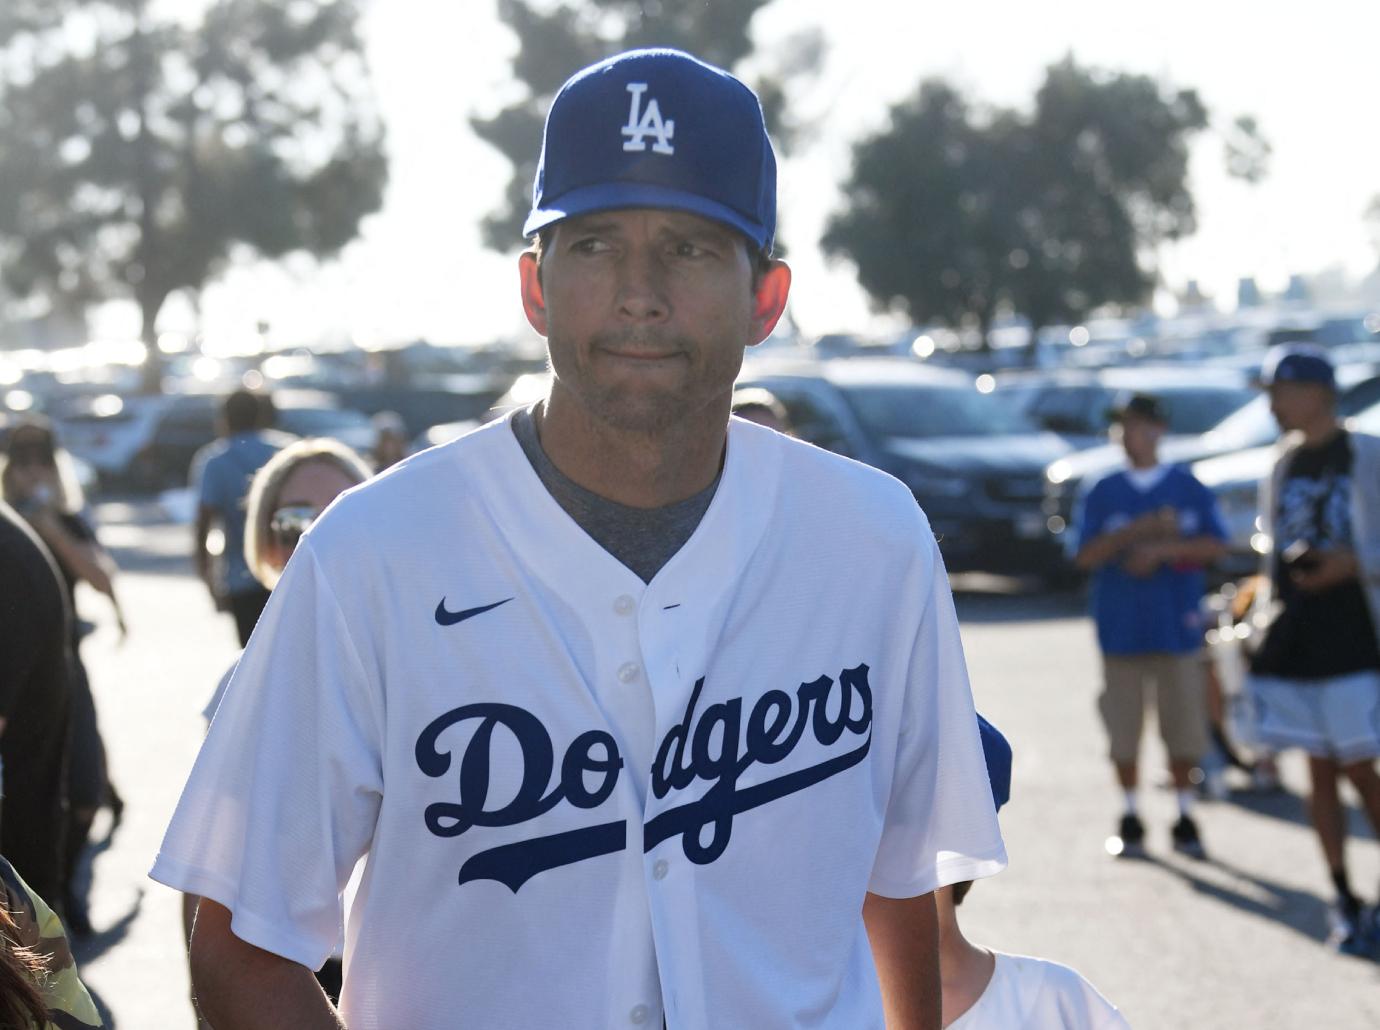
[762,423,917,512]
[312,419,504,527]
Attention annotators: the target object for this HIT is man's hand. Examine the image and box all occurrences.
[1121,542,1165,578]
[863,891,940,1030]
[1290,548,1360,593]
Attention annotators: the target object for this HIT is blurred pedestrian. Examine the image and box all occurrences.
[2,418,125,935]
[193,389,291,646]
[730,386,793,434]
[369,411,409,471]
[0,854,104,1029]
[939,716,1127,1028]
[1073,393,1227,859]
[1246,345,1380,954]
[0,501,72,905]
[182,437,372,1022]
[153,48,1003,1030]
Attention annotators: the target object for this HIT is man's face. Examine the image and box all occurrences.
[1112,413,1164,464]
[519,208,789,433]
[1268,381,1333,432]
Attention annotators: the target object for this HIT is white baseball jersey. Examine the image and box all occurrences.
[947,952,1128,1030]
[152,413,1006,1029]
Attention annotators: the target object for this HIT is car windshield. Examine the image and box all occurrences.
[281,408,370,432]
[1155,388,1254,434]
[1201,394,1275,450]
[840,383,1036,439]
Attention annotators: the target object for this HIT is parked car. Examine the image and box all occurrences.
[56,392,220,490]
[735,358,1073,575]
[1043,365,1380,565]
[996,366,1254,450]
[273,390,377,454]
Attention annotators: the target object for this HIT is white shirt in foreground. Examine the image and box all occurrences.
[152,415,1006,1030]
[948,951,1129,1030]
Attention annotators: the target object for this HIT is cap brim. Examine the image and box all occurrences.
[524,182,771,252]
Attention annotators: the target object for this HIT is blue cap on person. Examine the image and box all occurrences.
[524,48,777,252]
[1260,344,1335,390]
[977,714,1012,812]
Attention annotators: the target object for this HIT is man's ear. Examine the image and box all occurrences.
[749,260,792,347]
[519,251,548,337]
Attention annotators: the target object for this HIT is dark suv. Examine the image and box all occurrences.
[737,359,1072,575]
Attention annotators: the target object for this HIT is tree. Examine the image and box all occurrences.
[473,0,823,251]
[823,58,1255,350]
[0,0,387,390]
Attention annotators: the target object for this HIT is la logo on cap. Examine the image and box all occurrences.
[621,82,675,155]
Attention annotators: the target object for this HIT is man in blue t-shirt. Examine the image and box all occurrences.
[194,390,291,646]
[1074,393,1227,859]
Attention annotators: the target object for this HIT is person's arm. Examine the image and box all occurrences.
[190,899,344,1030]
[863,891,941,1030]
[1074,511,1168,571]
[1120,534,1229,577]
[1289,548,1361,593]
[194,503,219,601]
[27,510,114,595]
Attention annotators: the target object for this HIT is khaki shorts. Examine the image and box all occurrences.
[1099,653,1209,765]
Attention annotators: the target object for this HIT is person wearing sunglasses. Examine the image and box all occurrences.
[2,418,126,936]
[181,436,372,1026]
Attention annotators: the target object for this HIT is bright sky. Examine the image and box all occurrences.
[100,0,1380,350]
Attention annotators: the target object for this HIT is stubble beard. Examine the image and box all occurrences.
[555,328,741,436]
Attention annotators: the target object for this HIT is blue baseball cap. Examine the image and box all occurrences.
[977,714,1011,812]
[1260,344,1335,389]
[524,48,777,252]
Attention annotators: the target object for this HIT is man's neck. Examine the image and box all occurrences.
[1299,417,1343,448]
[535,394,727,509]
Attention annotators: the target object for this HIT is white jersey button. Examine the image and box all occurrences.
[618,662,641,683]
[614,594,636,615]
[629,1004,650,1024]
[652,859,669,880]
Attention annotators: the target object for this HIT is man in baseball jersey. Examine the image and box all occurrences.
[1074,393,1226,860]
[153,48,1005,1029]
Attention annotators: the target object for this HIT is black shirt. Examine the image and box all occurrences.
[1252,430,1380,679]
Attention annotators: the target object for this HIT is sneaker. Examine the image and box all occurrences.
[1171,814,1207,859]
[1328,900,1370,956]
[1105,813,1146,858]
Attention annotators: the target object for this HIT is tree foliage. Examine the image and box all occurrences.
[474,0,823,251]
[822,58,1257,343]
[0,0,387,384]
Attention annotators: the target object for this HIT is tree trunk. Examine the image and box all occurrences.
[138,293,163,394]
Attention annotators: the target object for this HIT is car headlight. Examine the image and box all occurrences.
[1046,460,1072,485]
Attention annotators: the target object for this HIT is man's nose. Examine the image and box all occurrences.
[615,251,670,321]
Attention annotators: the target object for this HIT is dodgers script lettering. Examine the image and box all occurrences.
[415,664,874,892]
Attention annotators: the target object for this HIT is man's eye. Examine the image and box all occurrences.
[674,241,709,258]
[571,237,610,254]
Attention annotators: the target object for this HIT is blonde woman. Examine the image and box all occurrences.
[183,437,372,1025]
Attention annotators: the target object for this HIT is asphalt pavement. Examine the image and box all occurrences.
[59,498,1380,1028]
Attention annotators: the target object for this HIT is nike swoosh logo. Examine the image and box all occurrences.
[435,597,513,626]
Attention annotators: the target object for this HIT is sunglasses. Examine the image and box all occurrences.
[268,505,321,548]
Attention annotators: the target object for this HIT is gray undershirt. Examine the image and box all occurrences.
[510,405,720,583]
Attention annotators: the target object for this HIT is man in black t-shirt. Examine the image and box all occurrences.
[1250,346,1380,955]
[0,501,73,903]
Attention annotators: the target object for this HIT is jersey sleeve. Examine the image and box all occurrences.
[1194,475,1229,541]
[150,540,382,969]
[868,534,1007,898]
[1070,478,1108,556]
